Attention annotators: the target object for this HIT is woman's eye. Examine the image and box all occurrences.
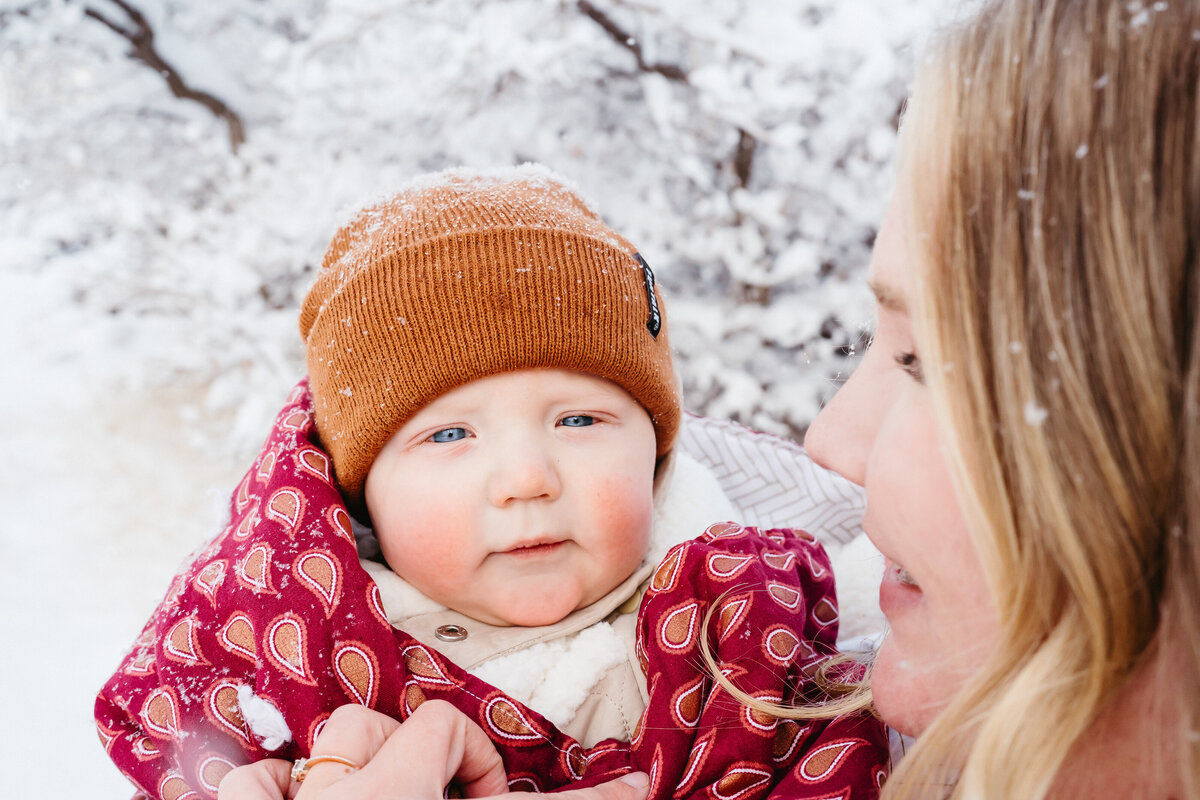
[429,427,469,443]
[560,415,596,428]
[894,351,925,383]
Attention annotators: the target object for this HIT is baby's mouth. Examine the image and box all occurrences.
[504,539,565,557]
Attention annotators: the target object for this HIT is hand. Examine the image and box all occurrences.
[217,701,650,800]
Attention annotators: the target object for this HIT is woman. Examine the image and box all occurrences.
[223,0,1200,796]
[808,0,1198,794]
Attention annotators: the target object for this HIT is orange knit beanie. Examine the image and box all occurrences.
[299,165,680,511]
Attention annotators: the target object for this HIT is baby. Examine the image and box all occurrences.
[96,166,887,800]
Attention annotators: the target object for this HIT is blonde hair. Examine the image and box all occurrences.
[892,0,1200,796]
[708,0,1200,796]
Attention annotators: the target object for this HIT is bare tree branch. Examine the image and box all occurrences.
[82,0,245,152]
[733,127,756,188]
[577,0,687,82]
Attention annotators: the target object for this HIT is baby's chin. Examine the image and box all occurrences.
[452,585,599,628]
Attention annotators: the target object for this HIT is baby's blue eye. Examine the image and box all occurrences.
[560,415,595,428]
[430,427,468,443]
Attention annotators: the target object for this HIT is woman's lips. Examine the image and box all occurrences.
[879,558,923,616]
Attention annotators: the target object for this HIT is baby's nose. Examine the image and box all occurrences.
[488,445,562,505]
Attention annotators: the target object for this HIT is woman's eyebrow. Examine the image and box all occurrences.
[867,276,908,313]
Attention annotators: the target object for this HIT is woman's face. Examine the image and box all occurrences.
[804,191,999,735]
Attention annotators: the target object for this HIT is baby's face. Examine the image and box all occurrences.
[363,368,657,627]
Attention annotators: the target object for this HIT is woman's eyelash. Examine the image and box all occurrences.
[894,351,925,383]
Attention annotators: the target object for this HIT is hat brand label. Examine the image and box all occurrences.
[634,253,661,339]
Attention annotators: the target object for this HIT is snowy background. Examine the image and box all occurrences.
[1,0,949,794]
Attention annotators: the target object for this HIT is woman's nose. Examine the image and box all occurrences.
[804,356,880,488]
[488,443,562,506]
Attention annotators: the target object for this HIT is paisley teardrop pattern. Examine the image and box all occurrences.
[134,626,158,650]
[767,582,803,610]
[163,615,209,667]
[805,550,828,579]
[265,487,305,539]
[95,720,119,754]
[798,640,824,678]
[630,709,646,750]
[646,745,664,800]
[507,775,541,793]
[716,592,752,643]
[483,694,546,744]
[140,686,181,741]
[294,550,341,617]
[634,636,648,676]
[706,552,754,581]
[263,612,317,686]
[296,446,332,483]
[204,680,252,746]
[307,713,331,750]
[333,641,379,706]
[812,597,839,627]
[158,772,199,800]
[196,754,236,793]
[131,735,161,762]
[648,543,684,595]
[192,560,227,606]
[713,764,772,800]
[402,645,461,688]
[772,720,812,764]
[675,730,716,796]
[123,648,156,677]
[163,575,187,610]
[327,506,355,545]
[234,473,253,514]
[741,694,781,736]
[761,550,797,572]
[218,612,257,663]
[367,583,388,626]
[763,625,802,666]
[562,742,586,780]
[670,674,705,728]
[232,501,259,541]
[235,542,275,595]
[404,683,427,716]
[701,521,745,541]
[658,600,701,652]
[279,409,309,432]
[256,448,278,484]
[796,740,863,783]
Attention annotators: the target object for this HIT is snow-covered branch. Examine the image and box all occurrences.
[82,0,245,151]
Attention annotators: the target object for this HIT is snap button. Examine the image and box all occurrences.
[435,624,468,642]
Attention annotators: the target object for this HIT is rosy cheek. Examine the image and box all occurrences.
[588,475,653,551]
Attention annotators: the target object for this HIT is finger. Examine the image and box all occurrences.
[295,705,401,797]
[521,773,650,800]
[334,700,508,797]
[217,759,296,800]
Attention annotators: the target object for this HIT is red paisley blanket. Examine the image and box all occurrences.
[95,381,888,799]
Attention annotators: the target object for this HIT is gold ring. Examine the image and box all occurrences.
[291,754,361,783]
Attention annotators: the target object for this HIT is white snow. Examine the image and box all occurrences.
[0,0,953,795]
[237,686,295,752]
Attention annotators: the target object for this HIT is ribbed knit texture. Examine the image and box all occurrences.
[299,165,680,511]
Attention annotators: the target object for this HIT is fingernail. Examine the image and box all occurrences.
[619,772,649,789]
